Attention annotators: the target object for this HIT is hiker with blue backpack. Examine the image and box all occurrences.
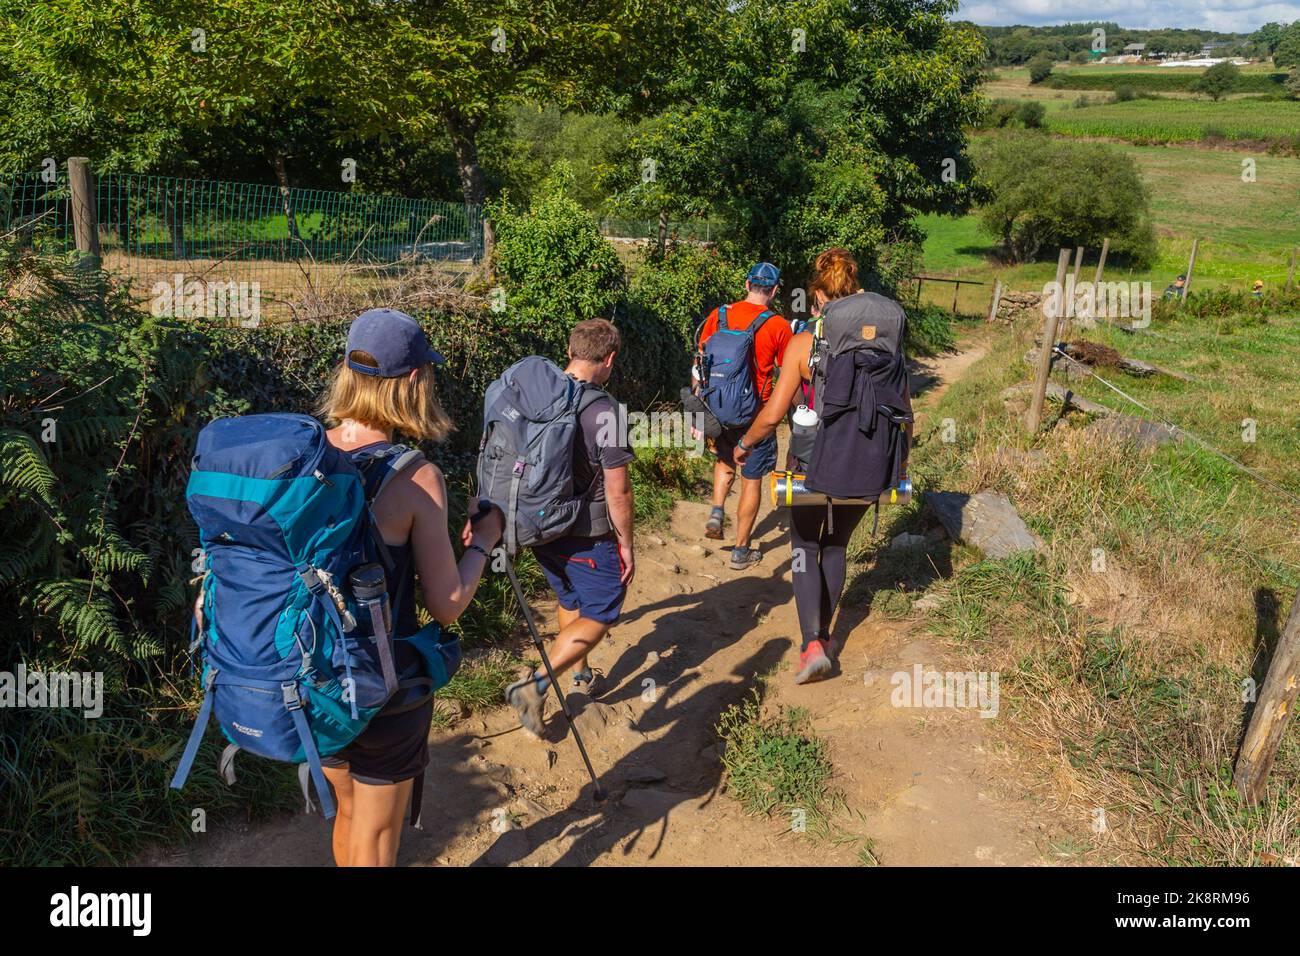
[477,319,635,748]
[734,248,913,684]
[688,262,792,570]
[172,308,504,866]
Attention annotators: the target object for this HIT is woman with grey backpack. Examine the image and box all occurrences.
[733,249,912,684]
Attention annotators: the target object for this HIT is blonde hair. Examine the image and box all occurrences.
[810,247,859,302]
[317,350,454,441]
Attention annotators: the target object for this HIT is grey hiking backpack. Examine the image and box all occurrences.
[476,356,612,556]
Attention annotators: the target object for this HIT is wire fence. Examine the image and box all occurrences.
[1,166,483,322]
[597,217,722,243]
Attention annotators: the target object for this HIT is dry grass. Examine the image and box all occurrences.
[100,248,482,324]
[908,319,1300,865]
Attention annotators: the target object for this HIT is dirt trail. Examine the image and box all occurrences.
[151,341,1070,867]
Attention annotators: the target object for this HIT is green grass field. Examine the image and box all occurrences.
[917,138,1300,314]
[987,66,1300,149]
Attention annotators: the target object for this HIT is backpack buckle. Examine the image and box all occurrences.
[513,459,526,476]
[282,682,303,711]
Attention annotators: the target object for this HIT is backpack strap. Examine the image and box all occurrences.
[169,667,217,794]
[717,303,729,331]
[745,309,775,342]
[570,382,614,538]
[352,444,426,575]
[746,309,777,397]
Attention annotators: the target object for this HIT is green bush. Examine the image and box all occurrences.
[1028,53,1054,85]
[979,99,1045,130]
[905,304,957,356]
[617,243,742,408]
[973,131,1157,266]
[488,164,627,357]
[1190,61,1240,102]
[1016,101,1046,127]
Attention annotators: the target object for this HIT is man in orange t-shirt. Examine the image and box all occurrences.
[695,262,792,570]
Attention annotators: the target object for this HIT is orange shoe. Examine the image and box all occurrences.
[794,639,833,684]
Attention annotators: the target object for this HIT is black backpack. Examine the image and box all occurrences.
[796,292,912,500]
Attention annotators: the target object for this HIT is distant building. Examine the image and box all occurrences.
[1123,43,1146,55]
[1201,41,1231,56]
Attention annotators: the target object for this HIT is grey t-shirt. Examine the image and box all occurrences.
[574,392,634,506]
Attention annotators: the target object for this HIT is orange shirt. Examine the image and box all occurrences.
[698,301,792,402]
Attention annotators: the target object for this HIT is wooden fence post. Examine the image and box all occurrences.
[66,157,101,268]
[1085,238,1110,328]
[1026,248,1071,433]
[1287,247,1297,291]
[1234,592,1300,805]
[1181,238,1198,301]
[986,278,1003,322]
[1059,246,1085,342]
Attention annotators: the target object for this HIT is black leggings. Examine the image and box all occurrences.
[789,503,870,649]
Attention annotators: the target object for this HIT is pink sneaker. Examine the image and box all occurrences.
[794,639,833,684]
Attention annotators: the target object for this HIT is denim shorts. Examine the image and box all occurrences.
[712,427,778,480]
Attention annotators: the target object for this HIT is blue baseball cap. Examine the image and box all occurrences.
[346,308,445,377]
[746,262,781,287]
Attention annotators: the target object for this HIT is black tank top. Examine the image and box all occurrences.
[347,441,423,678]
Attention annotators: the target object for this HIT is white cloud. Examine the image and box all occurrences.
[957,0,1300,31]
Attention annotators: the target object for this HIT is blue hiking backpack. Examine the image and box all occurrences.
[695,304,775,427]
[169,413,459,822]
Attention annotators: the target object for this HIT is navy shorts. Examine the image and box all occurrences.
[533,535,627,625]
[713,427,778,480]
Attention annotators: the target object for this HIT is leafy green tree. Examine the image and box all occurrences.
[973,131,1156,266]
[2,0,695,259]
[1286,69,1300,101]
[602,0,986,296]
[488,164,625,356]
[1028,52,1055,84]
[1251,22,1285,54]
[1274,22,1300,68]
[1190,61,1240,101]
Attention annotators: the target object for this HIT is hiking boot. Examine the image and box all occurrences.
[729,546,762,570]
[704,507,725,540]
[794,639,833,685]
[571,667,603,698]
[505,673,548,736]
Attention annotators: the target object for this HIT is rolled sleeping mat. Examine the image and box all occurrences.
[769,471,913,509]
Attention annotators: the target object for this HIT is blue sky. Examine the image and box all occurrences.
[957,1,1300,32]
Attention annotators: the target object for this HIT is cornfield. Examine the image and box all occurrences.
[1049,99,1300,146]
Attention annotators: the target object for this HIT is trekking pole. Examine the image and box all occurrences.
[500,554,607,802]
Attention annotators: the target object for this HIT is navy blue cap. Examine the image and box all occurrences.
[746,262,781,287]
[346,308,445,377]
